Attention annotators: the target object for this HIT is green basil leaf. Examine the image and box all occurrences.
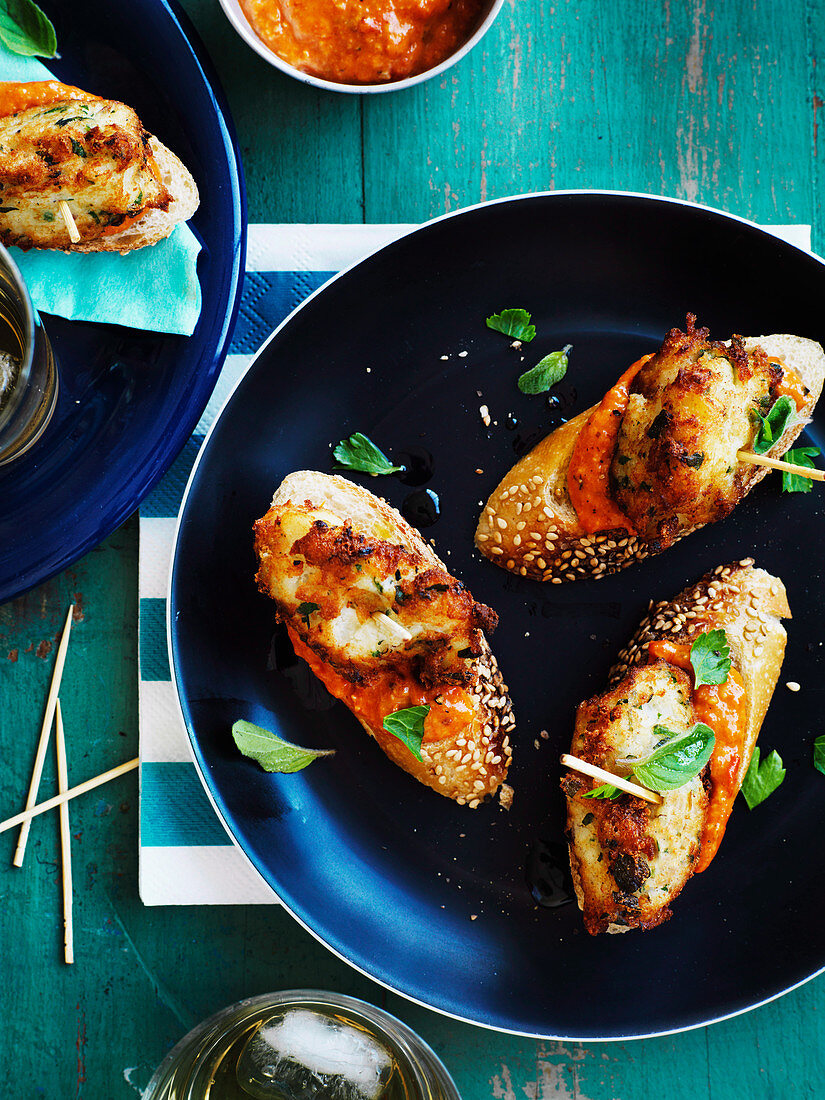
[382,705,430,762]
[296,601,319,628]
[582,782,622,800]
[631,723,715,792]
[0,0,57,57]
[333,432,404,477]
[517,344,571,395]
[485,308,536,342]
[813,735,825,776]
[781,446,820,493]
[740,747,785,809]
[231,720,334,773]
[752,395,796,455]
[690,628,731,689]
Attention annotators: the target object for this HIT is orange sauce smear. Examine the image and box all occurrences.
[566,354,653,535]
[289,629,473,746]
[647,639,747,872]
[238,0,485,85]
[769,357,808,411]
[0,81,99,117]
[101,211,146,236]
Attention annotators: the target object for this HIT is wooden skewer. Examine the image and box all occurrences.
[0,758,139,835]
[58,200,80,244]
[14,604,75,867]
[560,753,661,804]
[55,701,73,965]
[737,450,825,481]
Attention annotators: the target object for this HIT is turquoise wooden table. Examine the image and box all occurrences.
[3,0,825,1095]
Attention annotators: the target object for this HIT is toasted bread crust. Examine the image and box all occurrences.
[476,332,825,582]
[71,138,199,253]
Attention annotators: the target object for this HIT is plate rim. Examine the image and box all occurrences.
[0,0,247,604]
[168,190,825,1040]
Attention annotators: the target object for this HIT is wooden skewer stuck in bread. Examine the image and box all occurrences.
[0,82,199,254]
[253,471,514,806]
[476,317,825,583]
[561,559,789,935]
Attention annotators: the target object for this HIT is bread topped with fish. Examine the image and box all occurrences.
[253,471,514,806]
[476,317,825,583]
[0,81,198,253]
[561,559,789,934]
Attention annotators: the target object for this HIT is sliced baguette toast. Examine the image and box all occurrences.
[476,331,825,583]
[254,471,514,806]
[562,560,789,934]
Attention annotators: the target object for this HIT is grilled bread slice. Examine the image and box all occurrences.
[254,471,514,805]
[476,321,824,583]
[561,560,789,934]
[0,89,198,253]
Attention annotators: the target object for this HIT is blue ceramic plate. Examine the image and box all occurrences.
[0,0,245,603]
[171,194,825,1039]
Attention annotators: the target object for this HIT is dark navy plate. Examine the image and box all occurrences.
[171,193,825,1039]
[0,0,245,603]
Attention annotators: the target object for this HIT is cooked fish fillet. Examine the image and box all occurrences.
[562,560,789,934]
[254,471,514,805]
[0,96,198,252]
[613,319,783,546]
[562,661,708,935]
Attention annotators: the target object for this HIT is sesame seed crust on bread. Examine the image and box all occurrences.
[255,471,514,806]
[355,633,514,805]
[476,332,825,583]
[609,559,789,795]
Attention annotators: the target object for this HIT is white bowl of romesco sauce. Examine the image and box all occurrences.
[217,0,504,93]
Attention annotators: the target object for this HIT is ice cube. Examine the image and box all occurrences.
[235,1008,394,1100]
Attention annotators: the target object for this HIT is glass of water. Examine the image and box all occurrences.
[142,990,461,1100]
[0,244,57,465]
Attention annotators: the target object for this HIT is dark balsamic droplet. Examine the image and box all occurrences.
[546,384,578,415]
[505,413,519,431]
[526,837,575,908]
[267,626,337,711]
[512,427,548,457]
[396,446,434,486]
[402,488,440,529]
[514,383,580,454]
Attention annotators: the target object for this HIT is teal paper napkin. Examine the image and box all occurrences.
[1,46,202,335]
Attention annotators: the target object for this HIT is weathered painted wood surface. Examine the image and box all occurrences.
[2,0,824,1095]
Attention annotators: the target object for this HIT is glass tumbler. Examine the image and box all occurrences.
[142,989,462,1100]
[0,244,57,465]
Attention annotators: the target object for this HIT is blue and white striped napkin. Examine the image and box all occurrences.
[138,220,812,905]
[139,224,415,904]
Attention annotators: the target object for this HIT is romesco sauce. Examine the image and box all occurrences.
[237,0,485,84]
[566,354,653,535]
[647,639,748,873]
[290,629,472,746]
[769,357,809,412]
[0,81,98,116]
